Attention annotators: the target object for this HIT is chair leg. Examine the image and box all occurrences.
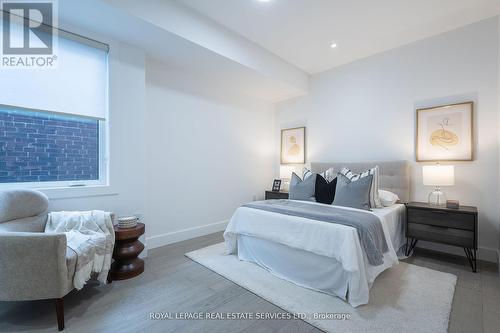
[55,298,64,331]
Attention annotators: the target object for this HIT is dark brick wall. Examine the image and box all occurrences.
[0,107,99,183]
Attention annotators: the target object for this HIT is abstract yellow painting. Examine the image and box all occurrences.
[281,127,305,164]
[416,102,473,161]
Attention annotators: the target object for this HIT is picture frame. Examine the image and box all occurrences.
[281,127,306,164]
[272,179,282,192]
[416,102,473,162]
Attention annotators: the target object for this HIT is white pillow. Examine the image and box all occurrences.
[378,190,399,207]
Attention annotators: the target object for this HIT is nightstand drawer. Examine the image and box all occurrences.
[265,191,289,200]
[407,208,474,231]
[407,223,474,248]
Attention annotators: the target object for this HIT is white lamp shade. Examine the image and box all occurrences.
[280,165,301,180]
[423,165,455,186]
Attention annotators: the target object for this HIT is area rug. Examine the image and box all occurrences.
[186,243,457,333]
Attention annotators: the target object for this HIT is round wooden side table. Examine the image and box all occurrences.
[110,223,145,281]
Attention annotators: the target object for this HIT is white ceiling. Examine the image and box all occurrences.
[178,0,500,74]
[58,0,307,102]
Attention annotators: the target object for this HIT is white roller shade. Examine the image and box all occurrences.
[0,21,108,120]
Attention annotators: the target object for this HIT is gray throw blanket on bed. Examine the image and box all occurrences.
[242,200,388,266]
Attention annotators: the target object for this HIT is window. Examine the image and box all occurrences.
[0,22,108,187]
[0,107,102,184]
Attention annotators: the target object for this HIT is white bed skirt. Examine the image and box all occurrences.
[237,234,351,301]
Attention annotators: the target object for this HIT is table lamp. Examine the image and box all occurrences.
[280,165,301,191]
[423,165,454,206]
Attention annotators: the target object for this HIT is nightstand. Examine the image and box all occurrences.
[405,202,478,272]
[265,190,289,200]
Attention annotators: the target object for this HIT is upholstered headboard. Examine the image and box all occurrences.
[310,160,410,203]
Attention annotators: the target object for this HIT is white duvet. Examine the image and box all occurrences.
[224,201,406,307]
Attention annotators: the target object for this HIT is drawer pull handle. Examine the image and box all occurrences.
[427,225,449,230]
[431,210,448,214]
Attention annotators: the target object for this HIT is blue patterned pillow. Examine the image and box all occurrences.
[303,167,335,182]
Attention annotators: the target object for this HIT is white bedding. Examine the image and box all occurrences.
[224,201,406,307]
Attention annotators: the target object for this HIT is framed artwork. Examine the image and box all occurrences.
[272,179,282,192]
[281,127,305,164]
[416,102,473,161]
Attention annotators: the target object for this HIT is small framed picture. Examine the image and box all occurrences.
[272,179,282,192]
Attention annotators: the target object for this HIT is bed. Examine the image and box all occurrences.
[224,161,410,307]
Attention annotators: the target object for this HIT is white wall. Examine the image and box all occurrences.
[275,17,500,262]
[145,59,275,248]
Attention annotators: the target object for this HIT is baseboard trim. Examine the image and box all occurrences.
[416,241,499,263]
[146,220,229,249]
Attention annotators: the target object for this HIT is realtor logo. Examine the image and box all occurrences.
[1,0,58,68]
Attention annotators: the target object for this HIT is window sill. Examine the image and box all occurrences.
[38,185,118,200]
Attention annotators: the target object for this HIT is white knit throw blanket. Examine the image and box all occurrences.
[45,211,115,290]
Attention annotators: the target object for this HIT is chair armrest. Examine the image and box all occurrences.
[0,232,68,301]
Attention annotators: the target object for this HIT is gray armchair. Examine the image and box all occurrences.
[0,189,112,331]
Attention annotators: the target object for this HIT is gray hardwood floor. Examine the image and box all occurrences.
[1,232,499,333]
